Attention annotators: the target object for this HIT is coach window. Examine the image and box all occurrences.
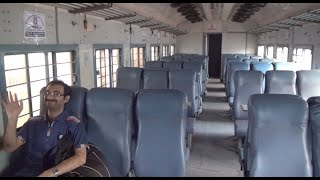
[1,45,78,128]
[257,45,265,58]
[170,45,175,56]
[94,45,123,88]
[276,46,288,62]
[131,45,145,68]
[266,45,274,59]
[162,45,169,57]
[292,46,312,70]
[151,45,160,61]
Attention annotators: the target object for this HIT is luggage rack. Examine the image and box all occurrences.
[249,8,320,34]
[42,3,187,35]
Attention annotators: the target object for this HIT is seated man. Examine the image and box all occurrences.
[1,80,87,177]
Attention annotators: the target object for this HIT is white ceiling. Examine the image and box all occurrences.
[114,3,186,27]
[114,3,320,30]
[39,3,320,33]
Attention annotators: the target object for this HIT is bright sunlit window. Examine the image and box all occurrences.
[257,45,264,58]
[112,49,120,87]
[95,48,121,88]
[276,46,288,62]
[162,45,169,57]
[151,45,159,61]
[266,46,274,59]
[292,47,312,70]
[4,50,76,128]
[170,45,175,56]
[131,47,145,68]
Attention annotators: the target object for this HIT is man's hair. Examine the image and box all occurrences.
[47,80,72,97]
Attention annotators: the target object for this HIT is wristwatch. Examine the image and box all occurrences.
[52,167,59,177]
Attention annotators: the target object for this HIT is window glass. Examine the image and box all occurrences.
[266,46,274,59]
[257,45,264,58]
[276,46,288,62]
[3,50,76,128]
[293,48,312,70]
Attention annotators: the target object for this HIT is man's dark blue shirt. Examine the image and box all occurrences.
[14,110,87,176]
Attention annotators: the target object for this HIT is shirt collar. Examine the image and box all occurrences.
[43,109,70,125]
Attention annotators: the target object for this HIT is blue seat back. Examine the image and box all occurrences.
[250,56,262,60]
[169,69,196,117]
[234,70,263,120]
[247,94,312,177]
[116,67,143,93]
[265,70,296,94]
[250,62,274,74]
[297,70,320,100]
[221,54,234,80]
[225,58,243,85]
[243,59,259,65]
[163,61,183,70]
[307,96,320,177]
[86,88,134,177]
[172,54,183,59]
[145,61,163,68]
[273,62,295,71]
[183,61,203,93]
[160,56,174,62]
[237,55,250,60]
[259,58,274,63]
[134,89,186,176]
[228,62,250,98]
[143,69,169,89]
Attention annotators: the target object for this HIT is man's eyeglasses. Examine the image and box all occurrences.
[43,91,65,97]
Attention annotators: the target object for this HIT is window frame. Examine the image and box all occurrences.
[292,45,313,70]
[93,44,123,88]
[150,44,160,61]
[0,44,79,129]
[170,44,175,56]
[162,44,169,57]
[257,45,265,58]
[266,45,274,59]
[276,44,289,62]
[130,44,146,68]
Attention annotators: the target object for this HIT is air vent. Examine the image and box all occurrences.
[171,3,203,23]
[232,3,267,23]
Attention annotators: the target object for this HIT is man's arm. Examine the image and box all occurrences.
[3,119,25,152]
[1,92,25,152]
[38,146,87,177]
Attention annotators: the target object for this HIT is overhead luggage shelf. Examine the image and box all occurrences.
[42,3,187,35]
[249,8,320,34]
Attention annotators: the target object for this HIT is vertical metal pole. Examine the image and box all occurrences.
[55,7,59,44]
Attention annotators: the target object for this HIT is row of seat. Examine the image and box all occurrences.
[233,69,320,138]
[224,58,294,88]
[117,67,202,115]
[144,61,207,96]
[116,67,201,149]
[226,61,296,108]
[222,53,262,61]
[227,61,296,87]
[160,54,209,86]
[34,87,188,177]
[231,70,320,176]
[241,94,318,176]
[221,54,267,83]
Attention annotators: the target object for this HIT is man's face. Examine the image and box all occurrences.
[44,84,69,111]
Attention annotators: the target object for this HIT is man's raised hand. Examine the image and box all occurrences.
[1,91,23,121]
